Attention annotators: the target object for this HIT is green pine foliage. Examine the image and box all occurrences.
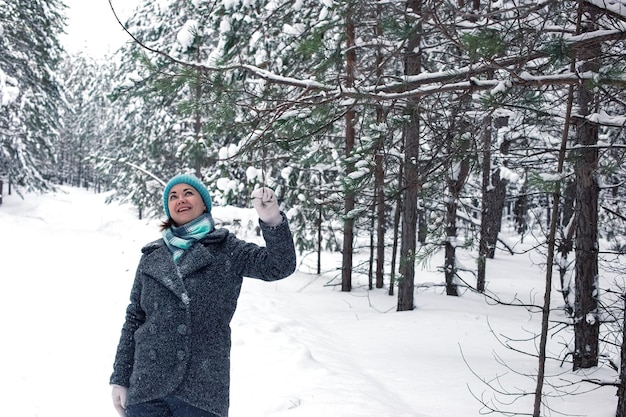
[53,0,626,291]
[461,29,506,62]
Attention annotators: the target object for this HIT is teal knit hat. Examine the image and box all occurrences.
[163,174,213,218]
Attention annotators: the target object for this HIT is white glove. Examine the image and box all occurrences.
[111,384,128,417]
[252,187,283,226]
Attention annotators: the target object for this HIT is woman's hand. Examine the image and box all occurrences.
[111,384,128,417]
[252,187,283,226]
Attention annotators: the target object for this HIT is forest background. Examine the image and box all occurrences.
[1,1,626,416]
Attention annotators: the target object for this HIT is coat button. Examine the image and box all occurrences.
[177,350,186,361]
[177,324,187,335]
[149,349,157,361]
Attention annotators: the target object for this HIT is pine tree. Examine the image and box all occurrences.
[0,0,66,192]
[59,51,111,188]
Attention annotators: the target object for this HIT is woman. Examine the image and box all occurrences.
[110,173,296,417]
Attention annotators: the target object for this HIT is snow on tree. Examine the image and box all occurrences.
[0,0,66,193]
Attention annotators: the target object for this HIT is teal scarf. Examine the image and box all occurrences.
[163,213,214,263]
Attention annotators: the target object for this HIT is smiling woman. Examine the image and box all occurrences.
[61,0,138,56]
[110,173,297,417]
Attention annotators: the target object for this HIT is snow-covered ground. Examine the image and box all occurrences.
[0,186,618,416]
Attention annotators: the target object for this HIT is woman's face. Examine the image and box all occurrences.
[167,183,207,226]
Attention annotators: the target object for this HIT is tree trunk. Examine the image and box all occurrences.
[375,147,386,289]
[616,295,626,417]
[445,134,470,296]
[573,3,600,371]
[193,43,204,178]
[374,4,386,290]
[476,124,506,292]
[341,7,356,293]
[397,0,422,311]
[398,111,418,309]
[417,204,427,244]
[389,164,403,297]
[513,181,528,236]
[557,181,576,315]
[477,166,506,292]
[532,83,575,417]
[474,0,505,292]
[444,203,458,296]
[317,200,322,275]
[477,115,493,293]
[369,202,375,290]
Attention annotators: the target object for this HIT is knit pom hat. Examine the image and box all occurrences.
[163,174,213,218]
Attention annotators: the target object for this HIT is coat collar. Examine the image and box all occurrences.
[139,229,229,301]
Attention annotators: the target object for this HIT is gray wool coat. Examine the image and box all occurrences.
[110,215,296,417]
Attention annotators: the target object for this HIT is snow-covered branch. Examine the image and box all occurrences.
[0,68,19,107]
[584,0,626,21]
[95,156,166,187]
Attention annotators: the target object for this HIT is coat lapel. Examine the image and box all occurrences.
[176,242,213,278]
[142,246,187,301]
[141,242,214,302]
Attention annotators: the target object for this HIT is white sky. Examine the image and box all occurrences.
[61,0,139,56]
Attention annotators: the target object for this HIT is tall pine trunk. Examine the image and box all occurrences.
[477,166,506,291]
[444,133,470,297]
[374,2,386,290]
[573,3,600,370]
[374,147,386,289]
[397,0,422,311]
[616,294,626,417]
[341,7,356,292]
[557,181,576,316]
[477,115,493,293]
[471,0,506,293]
[389,164,403,297]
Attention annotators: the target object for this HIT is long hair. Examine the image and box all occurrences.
[159,218,175,231]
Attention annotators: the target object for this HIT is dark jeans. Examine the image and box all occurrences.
[125,396,221,417]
